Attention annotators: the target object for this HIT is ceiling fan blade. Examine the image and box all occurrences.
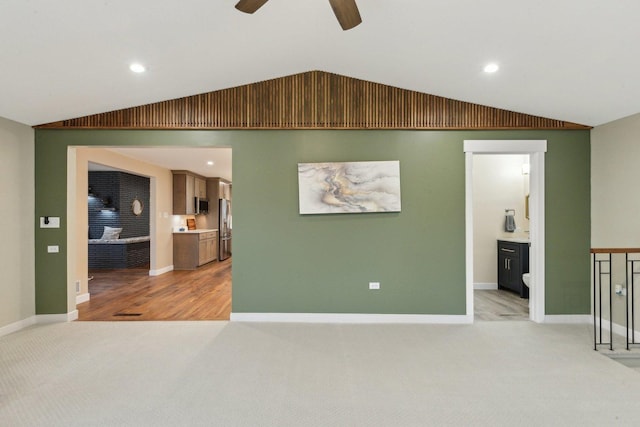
[235,0,269,14]
[328,0,362,30]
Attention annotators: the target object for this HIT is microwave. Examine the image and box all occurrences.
[195,197,209,215]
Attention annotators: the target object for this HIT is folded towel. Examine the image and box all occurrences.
[505,214,516,232]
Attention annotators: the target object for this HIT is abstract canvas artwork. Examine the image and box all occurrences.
[297,161,401,214]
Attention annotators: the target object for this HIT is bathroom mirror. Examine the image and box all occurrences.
[132,198,144,216]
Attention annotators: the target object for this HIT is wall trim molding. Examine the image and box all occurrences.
[464,140,547,323]
[36,310,78,323]
[1,311,81,337]
[474,283,498,290]
[149,265,173,276]
[593,316,640,343]
[464,139,548,153]
[230,312,472,324]
[36,71,590,130]
[76,293,90,304]
[0,316,37,338]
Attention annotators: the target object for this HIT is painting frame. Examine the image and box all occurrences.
[297,160,401,215]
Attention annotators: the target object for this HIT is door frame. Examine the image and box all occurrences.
[464,140,547,323]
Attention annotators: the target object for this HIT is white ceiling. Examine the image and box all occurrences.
[90,147,232,181]
[1,0,640,127]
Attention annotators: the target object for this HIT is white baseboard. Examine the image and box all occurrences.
[230,312,472,324]
[0,316,37,337]
[593,316,640,342]
[36,310,78,323]
[76,293,90,304]
[2,310,80,336]
[474,283,498,290]
[149,265,173,276]
[544,315,591,324]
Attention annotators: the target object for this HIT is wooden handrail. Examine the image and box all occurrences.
[590,248,640,254]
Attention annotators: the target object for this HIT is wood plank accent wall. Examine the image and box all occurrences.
[36,71,589,130]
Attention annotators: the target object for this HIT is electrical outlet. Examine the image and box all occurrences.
[47,245,59,253]
[369,282,380,290]
[75,280,81,293]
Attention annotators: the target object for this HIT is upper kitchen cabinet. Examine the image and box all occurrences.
[195,177,206,199]
[172,170,207,215]
[220,181,232,200]
[203,177,232,201]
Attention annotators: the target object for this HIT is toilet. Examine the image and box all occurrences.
[522,273,531,288]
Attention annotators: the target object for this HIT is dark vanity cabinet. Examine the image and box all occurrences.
[497,240,529,298]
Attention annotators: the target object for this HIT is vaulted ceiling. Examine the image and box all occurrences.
[1,0,639,127]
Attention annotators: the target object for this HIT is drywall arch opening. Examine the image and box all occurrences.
[67,145,233,319]
[464,140,547,323]
[66,147,167,312]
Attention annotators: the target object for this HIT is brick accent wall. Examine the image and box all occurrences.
[88,171,150,239]
[88,171,151,269]
[88,172,120,239]
[118,172,150,238]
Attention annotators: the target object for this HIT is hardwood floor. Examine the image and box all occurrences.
[78,258,231,321]
[474,288,529,321]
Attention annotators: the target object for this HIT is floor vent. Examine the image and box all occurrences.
[113,313,142,317]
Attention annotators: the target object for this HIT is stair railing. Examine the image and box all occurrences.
[591,248,640,351]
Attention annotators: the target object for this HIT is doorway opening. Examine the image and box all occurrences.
[68,146,232,321]
[472,154,530,321]
[464,140,547,323]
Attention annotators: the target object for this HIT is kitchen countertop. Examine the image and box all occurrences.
[173,228,218,234]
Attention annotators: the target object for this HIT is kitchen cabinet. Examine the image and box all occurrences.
[497,240,529,298]
[199,231,218,267]
[220,181,231,200]
[195,177,207,199]
[173,230,218,270]
[172,171,206,215]
[195,177,232,230]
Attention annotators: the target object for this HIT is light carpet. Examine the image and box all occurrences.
[1,321,640,426]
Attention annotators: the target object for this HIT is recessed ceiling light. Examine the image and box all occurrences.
[484,63,499,73]
[207,161,214,166]
[129,63,146,73]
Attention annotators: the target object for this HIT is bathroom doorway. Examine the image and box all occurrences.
[472,154,530,321]
[464,140,547,323]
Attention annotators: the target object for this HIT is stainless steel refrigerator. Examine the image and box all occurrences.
[219,199,232,260]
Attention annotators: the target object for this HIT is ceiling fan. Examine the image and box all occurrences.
[235,0,362,31]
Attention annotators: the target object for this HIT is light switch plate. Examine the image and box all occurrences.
[369,282,380,290]
[47,245,59,253]
[40,217,60,228]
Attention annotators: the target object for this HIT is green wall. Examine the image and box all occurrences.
[544,131,592,314]
[34,129,590,316]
